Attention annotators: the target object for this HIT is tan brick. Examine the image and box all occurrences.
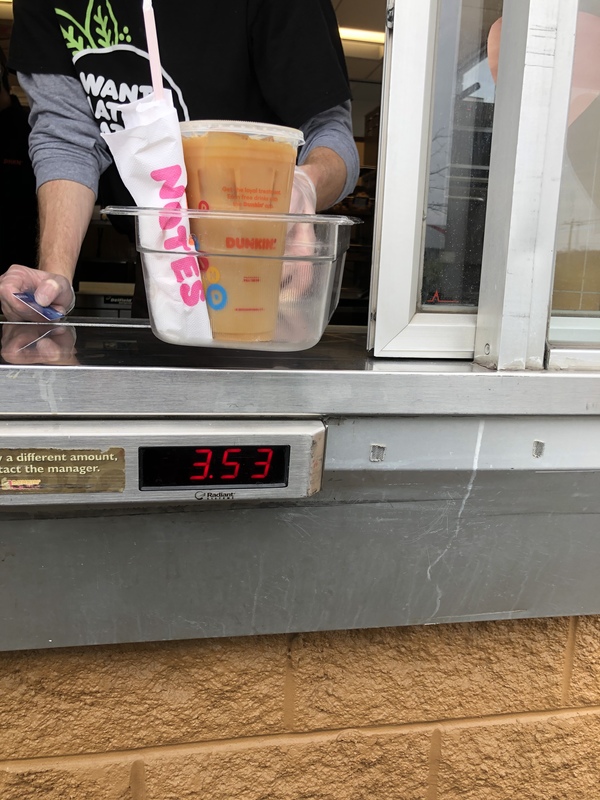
[0,636,287,759]
[0,730,431,800]
[0,760,131,800]
[438,712,600,799]
[292,619,568,730]
[567,615,600,705]
[144,730,432,800]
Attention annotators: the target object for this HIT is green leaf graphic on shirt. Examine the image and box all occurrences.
[55,0,132,52]
[58,24,85,52]
[93,2,116,48]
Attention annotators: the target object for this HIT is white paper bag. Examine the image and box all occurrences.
[102,91,212,343]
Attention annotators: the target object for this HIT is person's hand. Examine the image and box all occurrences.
[289,166,317,215]
[282,168,318,302]
[1,323,78,365]
[0,264,75,322]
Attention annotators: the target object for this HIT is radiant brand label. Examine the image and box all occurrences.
[195,492,236,501]
[0,448,126,494]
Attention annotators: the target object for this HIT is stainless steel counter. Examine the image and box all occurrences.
[1,321,599,651]
[0,320,599,416]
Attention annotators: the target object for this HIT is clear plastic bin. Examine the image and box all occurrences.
[102,206,358,351]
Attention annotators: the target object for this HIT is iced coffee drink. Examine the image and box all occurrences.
[180,121,303,341]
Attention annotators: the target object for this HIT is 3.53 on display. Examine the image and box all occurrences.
[139,445,290,489]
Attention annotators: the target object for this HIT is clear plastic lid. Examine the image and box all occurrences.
[179,119,304,147]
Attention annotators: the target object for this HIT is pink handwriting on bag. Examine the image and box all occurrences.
[150,165,204,307]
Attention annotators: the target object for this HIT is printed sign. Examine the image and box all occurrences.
[0,448,126,494]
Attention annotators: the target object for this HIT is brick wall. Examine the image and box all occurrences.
[0,616,598,798]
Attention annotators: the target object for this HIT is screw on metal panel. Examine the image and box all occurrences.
[532,440,545,458]
[484,343,491,355]
[370,444,386,462]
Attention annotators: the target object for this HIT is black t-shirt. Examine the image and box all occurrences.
[0,95,38,273]
[10,0,351,217]
[9,0,350,129]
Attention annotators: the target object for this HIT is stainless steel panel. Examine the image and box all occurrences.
[0,420,326,505]
[2,322,600,650]
[1,415,600,651]
[2,470,599,651]
[325,416,600,472]
[1,324,600,417]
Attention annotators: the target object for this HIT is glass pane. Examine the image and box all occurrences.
[551,0,600,345]
[421,0,503,309]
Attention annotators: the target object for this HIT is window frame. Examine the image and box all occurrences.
[474,0,579,370]
[368,0,591,371]
[368,0,479,358]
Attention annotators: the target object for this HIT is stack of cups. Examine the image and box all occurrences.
[180,120,304,342]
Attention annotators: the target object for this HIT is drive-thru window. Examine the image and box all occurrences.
[1,0,600,652]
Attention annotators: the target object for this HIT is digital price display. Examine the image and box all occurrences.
[139,445,290,490]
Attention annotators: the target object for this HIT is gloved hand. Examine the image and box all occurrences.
[289,166,317,215]
[281,168,318,310]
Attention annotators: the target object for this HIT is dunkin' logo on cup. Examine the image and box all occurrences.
[226,237,278,251]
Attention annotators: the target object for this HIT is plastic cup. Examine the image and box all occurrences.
[180,120,304,341]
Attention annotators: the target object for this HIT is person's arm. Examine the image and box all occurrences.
[1,184,96,320]
[37,180,96,281]
[0,179,95,321]
[24,73,111,194]
[295,100,360,211]
[0,73,110,319]
[298,146,348,212]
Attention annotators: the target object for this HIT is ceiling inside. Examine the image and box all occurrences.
[334,0,387,83]
[335,0,504,84]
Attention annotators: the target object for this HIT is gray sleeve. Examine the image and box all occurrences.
[17,72,112,196]
[297,100,360,204]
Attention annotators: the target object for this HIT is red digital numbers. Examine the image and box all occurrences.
[221,448,241,480]
[190,447,275,482]
[251,448,274,479]
[191,448,213,480]
[141,444,286,490]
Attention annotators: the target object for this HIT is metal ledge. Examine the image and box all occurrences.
[1,323,599,417]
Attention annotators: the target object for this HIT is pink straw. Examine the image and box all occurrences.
[142,0,164,101]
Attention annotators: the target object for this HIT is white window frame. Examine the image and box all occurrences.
[474,0,579,370]
[368,0,478,359]
[547,319,600,371]
[544,2,600,371]
[368,0,589,369]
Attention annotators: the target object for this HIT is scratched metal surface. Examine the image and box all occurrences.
[1,322,600,416]
[1,416,600,650]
